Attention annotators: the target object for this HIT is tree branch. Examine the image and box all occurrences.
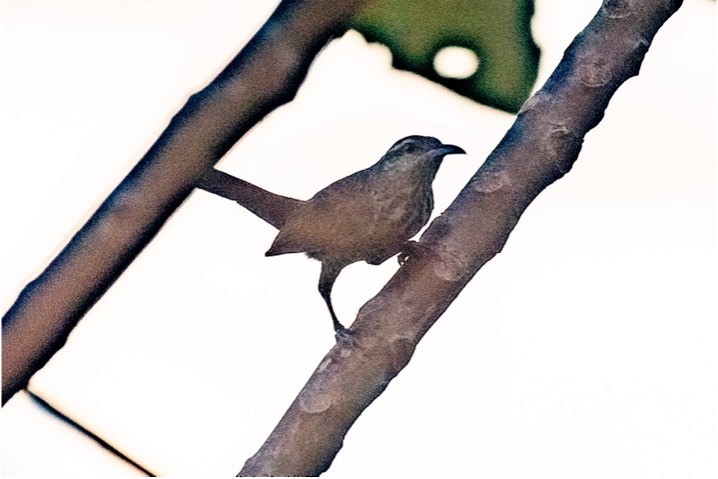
[25,390,156,477]
[1,0,370,404]
[238,0,684,476]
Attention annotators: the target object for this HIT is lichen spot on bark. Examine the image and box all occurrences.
[542,125,582,174]
[518,90,549,115]
[298,386,333,414]
[579,55,610,88]
[432,244,467,282]
[474,170,511,194]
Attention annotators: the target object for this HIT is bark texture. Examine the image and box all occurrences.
[238,0,683,475]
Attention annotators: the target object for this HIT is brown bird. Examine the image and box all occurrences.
[265,135,465,336]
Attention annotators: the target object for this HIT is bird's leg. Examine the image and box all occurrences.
[319,262,349,337]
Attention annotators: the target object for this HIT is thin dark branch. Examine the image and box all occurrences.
[1,0,370,404]
[238,0,684,475]
[26,390,155,477]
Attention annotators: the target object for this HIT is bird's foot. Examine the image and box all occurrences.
[334,327,357,345]
[397,240,429,266]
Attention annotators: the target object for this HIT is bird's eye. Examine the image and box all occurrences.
[404,144,417,154]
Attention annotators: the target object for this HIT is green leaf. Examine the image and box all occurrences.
[351,0,539,113]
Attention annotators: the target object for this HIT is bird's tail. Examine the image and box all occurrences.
[196,168,304,229]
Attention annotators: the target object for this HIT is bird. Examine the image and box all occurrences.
[265,135,465,336]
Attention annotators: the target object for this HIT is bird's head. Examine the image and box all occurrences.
[377,135,465,175]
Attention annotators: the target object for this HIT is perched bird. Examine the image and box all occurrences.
[265,135,465,335]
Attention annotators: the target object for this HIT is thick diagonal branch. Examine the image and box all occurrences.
[1,0,370,404]
[239,0,683,476]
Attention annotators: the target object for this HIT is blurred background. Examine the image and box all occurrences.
[1,0,716,476]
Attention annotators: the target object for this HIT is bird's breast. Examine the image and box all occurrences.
[371,178,433,239]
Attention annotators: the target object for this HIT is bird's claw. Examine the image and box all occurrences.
[334,327,357,345]
[397,240,426,266]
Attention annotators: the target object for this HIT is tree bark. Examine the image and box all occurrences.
[238,0,684,475]
[1,0,370,404]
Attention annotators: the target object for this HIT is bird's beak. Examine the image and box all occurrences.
[437,144,466,156]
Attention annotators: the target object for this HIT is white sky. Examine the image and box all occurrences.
[1,0,716,477]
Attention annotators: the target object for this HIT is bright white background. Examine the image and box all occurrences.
[1,0,716,476]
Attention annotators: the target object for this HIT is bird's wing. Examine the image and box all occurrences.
[265,170,376,258]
